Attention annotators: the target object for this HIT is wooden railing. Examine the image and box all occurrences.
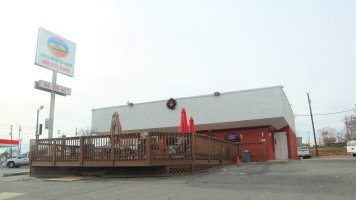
[30,132,239,167]
[239,142,266,162]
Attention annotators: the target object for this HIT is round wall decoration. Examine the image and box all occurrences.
[166,98,177,110]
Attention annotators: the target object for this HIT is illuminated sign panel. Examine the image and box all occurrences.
[35,28,76,77]
[35,80,71,96]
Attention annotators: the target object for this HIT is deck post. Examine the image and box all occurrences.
[61,138,65,158]
[79,137,84,167]
[110,135,115,166]
[191,133,195,173]
[52,139,56,166]
[146,132,151,166]
[191,133,195,162]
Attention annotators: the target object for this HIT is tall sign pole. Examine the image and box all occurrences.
[307,93,318,157]
[48,71,57,138]
[34,27,76,139]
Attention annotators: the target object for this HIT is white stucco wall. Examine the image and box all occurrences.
[91,86,295,133]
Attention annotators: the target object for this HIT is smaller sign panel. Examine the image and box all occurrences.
[225,133,240,143]
[34,80,71,96]
[45,119,49,129]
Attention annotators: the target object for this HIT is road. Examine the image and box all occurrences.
[0,156,355,200]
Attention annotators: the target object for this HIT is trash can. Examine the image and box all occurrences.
[242,151,250,163]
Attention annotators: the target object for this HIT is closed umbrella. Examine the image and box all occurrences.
[179,108,189,132]
[110,112,122,135]
[189,117,196,133]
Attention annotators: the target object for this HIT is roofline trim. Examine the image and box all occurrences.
[91,85,284,111]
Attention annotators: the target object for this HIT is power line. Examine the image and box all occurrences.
[294,108,356,117]
[317,119,344,125]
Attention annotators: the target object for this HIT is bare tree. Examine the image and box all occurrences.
[0,151,10,160]
[318,127,337,145]
[345,112,356,140]
[77,127,97,136]
[336,128,347,143]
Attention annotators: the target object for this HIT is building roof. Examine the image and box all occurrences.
[91,85,295,134]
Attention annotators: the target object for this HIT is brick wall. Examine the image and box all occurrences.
[197,126,275,161]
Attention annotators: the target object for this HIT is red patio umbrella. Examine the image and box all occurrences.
[179,108,189,132]
[189,117,196,133]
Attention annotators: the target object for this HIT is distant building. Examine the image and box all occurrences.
[297,137,302,146]
[324,138,336,145]
[92,86,298,161]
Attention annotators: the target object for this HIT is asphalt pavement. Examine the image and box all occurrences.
[0,156,355,200]
[0,165,29,177]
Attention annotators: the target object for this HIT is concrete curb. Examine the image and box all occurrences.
[267,159,289,162]
[2,172,29,177]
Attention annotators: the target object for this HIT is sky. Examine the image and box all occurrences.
[0,0,355,154]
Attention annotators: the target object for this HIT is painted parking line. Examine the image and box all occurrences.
[45,176,93,182]
[0,192,24,200]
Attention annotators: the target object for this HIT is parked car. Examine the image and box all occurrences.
[297,146,311,158]
[346,140,356,157]
[6,152,29,168]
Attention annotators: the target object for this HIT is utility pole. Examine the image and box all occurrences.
[10,125,13,158]
[18,125,21,156]
[307,93,318,157]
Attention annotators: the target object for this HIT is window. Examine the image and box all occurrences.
[18,153,27,159]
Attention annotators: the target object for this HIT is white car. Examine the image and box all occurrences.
[347,140,356,157]
[6,152,29,168]
[297,146,311,158]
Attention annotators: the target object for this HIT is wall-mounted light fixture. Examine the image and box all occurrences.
[214,92,220,96]
[127,101,133,107]
[261,132,264,137]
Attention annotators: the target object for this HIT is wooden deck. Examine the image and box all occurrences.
[30,132,239,177]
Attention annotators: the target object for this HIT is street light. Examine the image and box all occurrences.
[35,105,44,140]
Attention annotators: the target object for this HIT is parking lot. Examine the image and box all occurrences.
[0,165,29,177]
[1,156,355,200]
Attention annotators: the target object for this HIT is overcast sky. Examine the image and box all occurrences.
[0,0,355,153]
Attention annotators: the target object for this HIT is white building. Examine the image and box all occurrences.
[91,85,298,161]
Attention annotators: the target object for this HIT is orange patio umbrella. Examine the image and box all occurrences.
[189,117,196,133]
[179,108,189,132]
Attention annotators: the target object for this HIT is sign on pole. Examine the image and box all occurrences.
[35,80,71,96]
[35,27,76,77]
[34,27,76,139]
[45,119,49,129]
